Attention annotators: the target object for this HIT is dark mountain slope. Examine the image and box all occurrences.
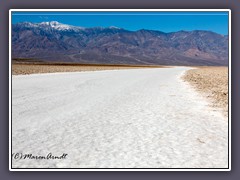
[12,21,228,66]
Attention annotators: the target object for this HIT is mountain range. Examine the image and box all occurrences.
[12,21,229,66]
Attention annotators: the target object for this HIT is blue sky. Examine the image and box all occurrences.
[12,11,229,35]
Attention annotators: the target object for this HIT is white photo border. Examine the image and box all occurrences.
[9,9,231,171]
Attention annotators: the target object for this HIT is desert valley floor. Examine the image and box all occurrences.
[12,67,228,168]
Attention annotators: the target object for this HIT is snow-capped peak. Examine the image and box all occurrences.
[108,26,121,29]
[16,21,123,32]
[16,21,85,31]
[39,21,60,26]
[37,21,85,31]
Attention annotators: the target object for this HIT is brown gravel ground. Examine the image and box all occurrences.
[183,67,228,117]
[12,63,164,75]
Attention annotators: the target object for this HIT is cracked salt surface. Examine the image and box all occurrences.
[12,67,228,168]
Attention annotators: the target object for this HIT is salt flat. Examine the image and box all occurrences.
[12,67,228,168]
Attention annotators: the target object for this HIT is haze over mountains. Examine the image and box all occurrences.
[12,21,228,66]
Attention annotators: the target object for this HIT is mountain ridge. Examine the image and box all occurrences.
[12,21,229,66]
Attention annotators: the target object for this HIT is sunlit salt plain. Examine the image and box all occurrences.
[12,67,228,168]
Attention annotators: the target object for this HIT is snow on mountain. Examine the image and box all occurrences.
[15,21,125,32]
[16,21,85,32]
[38,21,85,31]
[108,26,122,29]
